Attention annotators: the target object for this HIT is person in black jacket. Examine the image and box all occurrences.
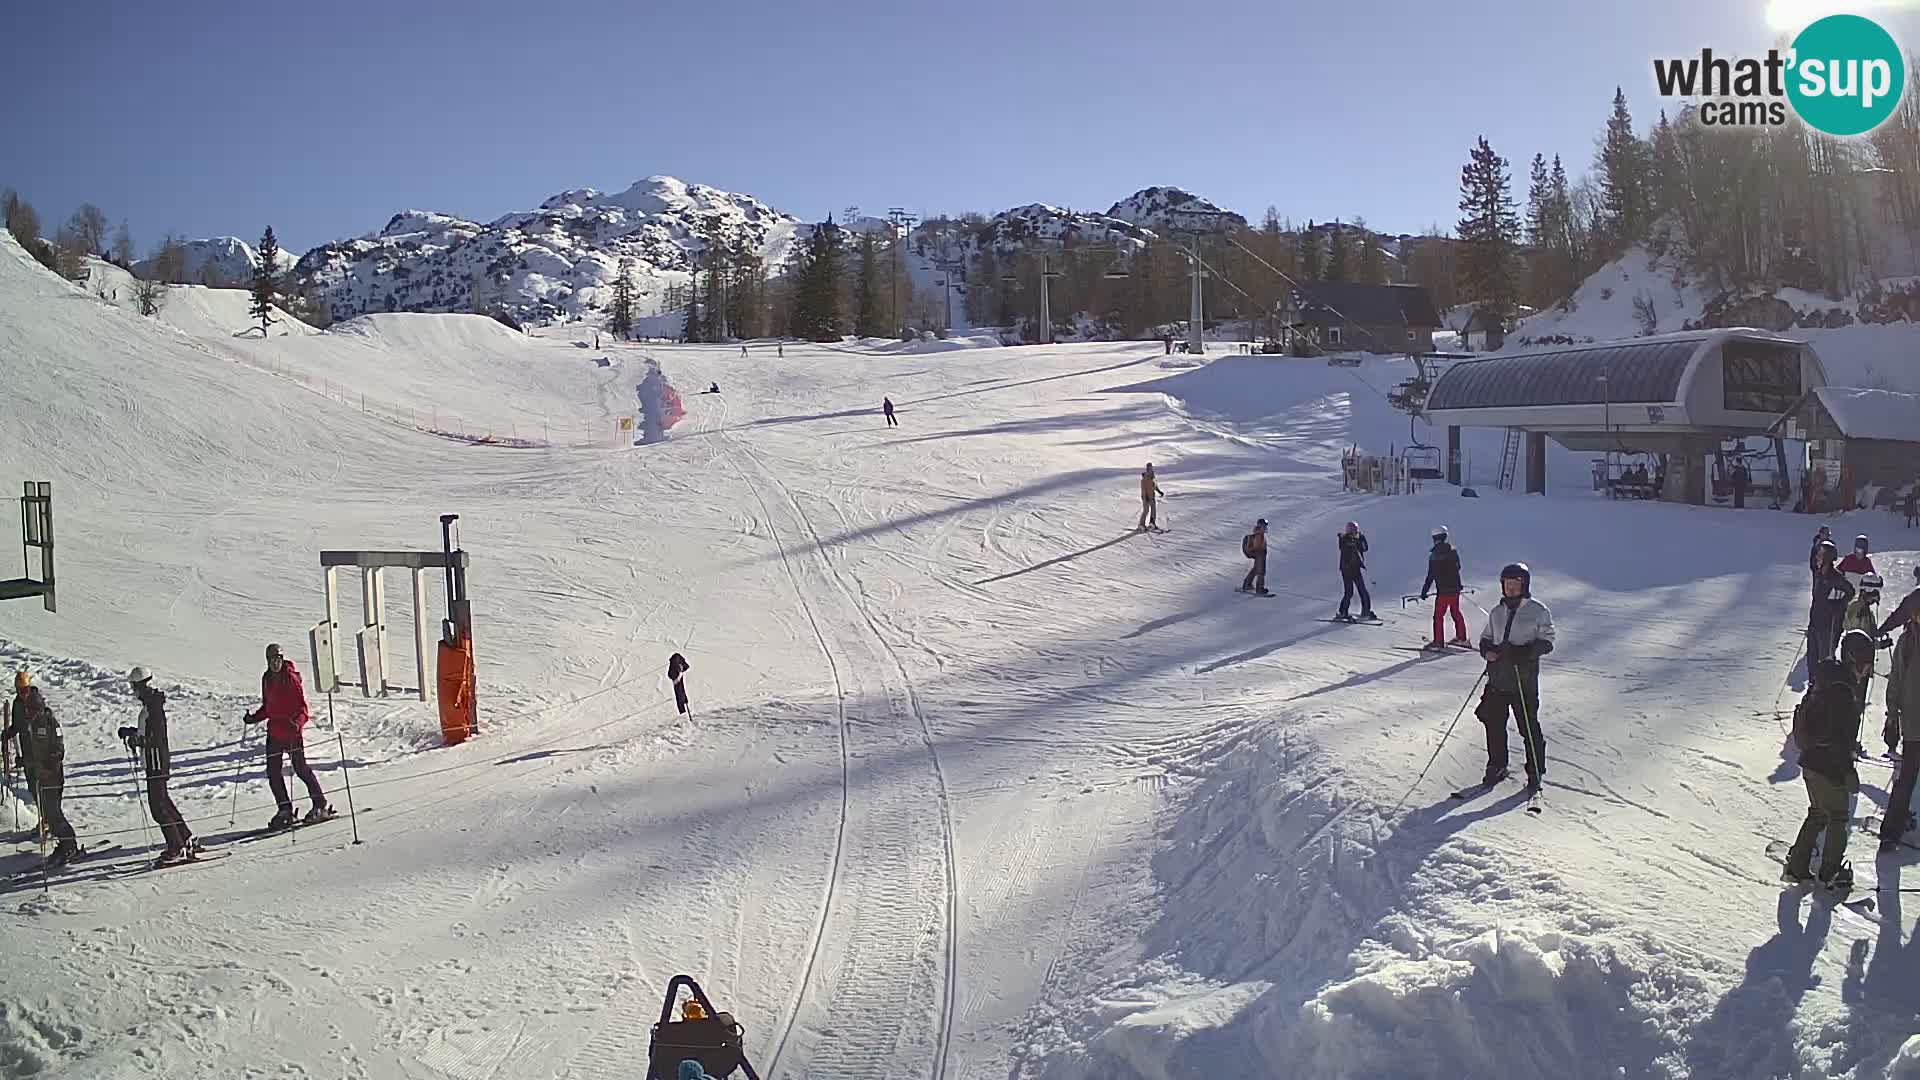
[1420,526,1467,648]
[1336,522,1376,621]
[121,667,196,864]
[5,670,77,865]
[1784,630,1876,887]
[1808,540,1854,662]
[668,652,692,716]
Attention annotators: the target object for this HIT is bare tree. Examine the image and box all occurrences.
[53,224,88,280]
[132,277,167,317]
[110,220,134,267]
[69,203,110,257]
[151,234,189,283]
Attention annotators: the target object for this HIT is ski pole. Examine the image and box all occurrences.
[1389,666,1489,816]
[3,740,13,833]
[227,714,249,826]
[126,748,154,851]
[334,728,362,846]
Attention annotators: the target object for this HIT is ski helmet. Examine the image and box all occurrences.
[1817,539,1838,561]
[11,670,27,691]
[1432,526,1449,542]
[1840,628,1877,667]
[266,643,283,661]
[128,666,151,685]
[1861,572,1884,595]
[1856,534,1871,553]
[1345,521,1360,533]
[1817,526,1832,539]
[1255,518,1268,529]
[1500,562,1532,596]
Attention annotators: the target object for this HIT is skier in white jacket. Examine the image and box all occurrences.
[1476,562,1556,792]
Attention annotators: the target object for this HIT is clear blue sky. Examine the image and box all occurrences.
[1,0,1902,255]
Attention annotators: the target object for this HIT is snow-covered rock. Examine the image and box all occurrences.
[132,236,296,287]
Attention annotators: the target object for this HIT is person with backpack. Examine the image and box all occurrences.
[4,670,77,866]
[243,643,334,831]
[1784,629,1877,887]
[1475,562,1556,792]
[1240,519,1271,596]
[1420,526,1468,650]
[120,667,197,865]
[1137,464,1164,532]
[1878,603,1920,852]
[1335,521,1375,621]
[1809,540,1854,662]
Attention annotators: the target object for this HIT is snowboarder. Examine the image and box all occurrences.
[1420,526,1468,649]
[668,652,692,716]
[1240,519,1270,595]
[1137,464,1164,531]
[882,397,897,427]
[1809,540,1854,662]
[242,644,333,830]
[4,670,77,865]
[1879,603,1920,852]
[1475,562,1556,792]
[1335,522,1375,621]
[121,668,197,864]
[1783,628,1876,887]
[1838,534,1876,587]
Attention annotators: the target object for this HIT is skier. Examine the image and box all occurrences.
[739,345,748,358]
[1879,602,1920,852]
[121,668,197,864]
[1475,562,1556,792]
[1783,628,1876,887]
[1809,540,1854,662]
[777,344,783,358]
[242,643,333,830]
[668,652,692,715]
[882,397,897,427]
[1137,464,1163,531]
[1335,521,1376,621]
[1732,462,1749,509]
[1838,534,1876,587]
[1240,518,1270,595]
[4,670,77,866]
[1420,526,1468,649]
[707,383,720,395]
[1808,526,1833,582]
[1906,485,1918,528]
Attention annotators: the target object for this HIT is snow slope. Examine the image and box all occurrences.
[4,230,1920,1080]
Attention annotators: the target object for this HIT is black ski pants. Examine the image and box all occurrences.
[1339,568,1372,617]
[266,737,327,814]
[1808,600,1846,661]
[1883,740,1920,842]
[29,773,75,844]
[1477,679,1545,780]
[146,775,191,851]
[1242,554,1266,593]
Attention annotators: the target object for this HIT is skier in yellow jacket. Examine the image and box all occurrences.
[1137,463,1164,531]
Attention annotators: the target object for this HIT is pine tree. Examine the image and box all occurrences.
[683,265,702,343]
[251,226,280,335]
[1354,217,1387,285]
[1597,87,1653,254]
[1324,222,1352,282]
[1298,221,1323,281]
[609,256,636,338]
[1457,137,1523,337]
[791,217,847,341]
[855,231,883,337]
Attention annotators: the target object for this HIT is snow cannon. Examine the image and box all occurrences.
[646,975,759,1080]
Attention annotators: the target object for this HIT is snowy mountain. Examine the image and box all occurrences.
[292,176,803,326]
[1104,185,1247,231]
[131,236,296,287]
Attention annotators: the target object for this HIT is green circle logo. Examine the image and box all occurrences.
[1787,14,1905,136]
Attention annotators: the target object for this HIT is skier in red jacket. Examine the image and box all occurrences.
[243,643,333,830]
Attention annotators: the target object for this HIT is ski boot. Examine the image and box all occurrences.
[1819,864,1855,892]
[303,803,337,825]
[1449,636,1471,647]
[44,841,79,869]
[265,809,296,832]
[154,844,194,867]
[1334,612,1355,623]
[1780,864,1816,886]
[1421,639,1446,652]
[1360,610,1379,622]
[1253,589,1273,597]
[1481,765,1509,786]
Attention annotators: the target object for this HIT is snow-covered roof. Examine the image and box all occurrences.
[1812,386,1920,441]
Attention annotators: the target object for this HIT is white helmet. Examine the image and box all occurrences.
[128,666,151,685]
[1432,525,1449,540]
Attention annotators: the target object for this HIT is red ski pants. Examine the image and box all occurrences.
[1432,593,1466,642]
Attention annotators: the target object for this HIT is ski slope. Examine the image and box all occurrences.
[3,232,1920,1078]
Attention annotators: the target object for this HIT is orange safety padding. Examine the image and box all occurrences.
[436,638,476,746]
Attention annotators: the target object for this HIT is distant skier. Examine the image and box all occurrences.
[1420,526,1468,649]
[882,397,897,427]
[121,667,197,865]
[740,345,748,358]
[1136,464,1163,531]
[1335,522,1375,621]
[1880,602,1920,852]
[4,670,77,866]
[1163,333,1173,355]
[1783,629,1875,887]
[707,383,721,395]
[243,644,333,830]
[1905,485,1918,528]
[1475,563,1555,792]
[1731,462,1749,509]
[668,652,692,716]
[1240,519,1270,596]
[778,344,784,358]
[1809,540,1854,662]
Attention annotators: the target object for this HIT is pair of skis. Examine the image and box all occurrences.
[1448,776,1544,814]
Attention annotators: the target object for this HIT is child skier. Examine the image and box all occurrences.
[1240,519,1270,596]
[1137,464,1163,531]
[1420,526,1468,649]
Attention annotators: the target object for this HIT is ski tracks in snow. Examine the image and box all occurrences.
[715,420,959,1080]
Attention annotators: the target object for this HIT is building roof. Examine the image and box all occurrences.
[1289,282,1442,331]
[1811,387,1920,441]
[1426,336,1704,410]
